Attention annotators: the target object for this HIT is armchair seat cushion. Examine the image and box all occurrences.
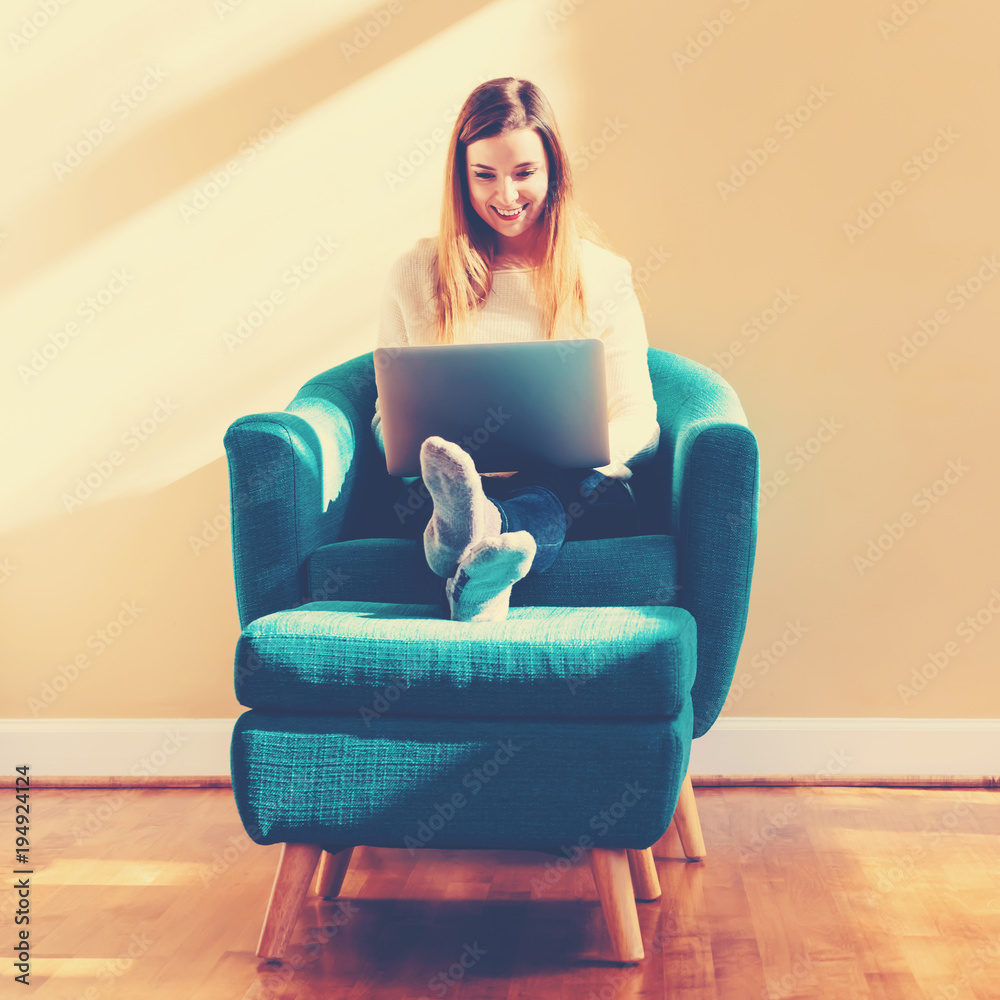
[305,535,680,607]
[235,601,696,721]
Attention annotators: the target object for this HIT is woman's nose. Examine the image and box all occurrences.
[498,175,518,204]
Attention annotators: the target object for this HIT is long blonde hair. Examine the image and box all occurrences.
[435,77,604,344]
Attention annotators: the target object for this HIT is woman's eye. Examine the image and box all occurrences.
[473,171,536,180]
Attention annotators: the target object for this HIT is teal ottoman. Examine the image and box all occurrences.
[230,600,697,962]
[223,346,760,965]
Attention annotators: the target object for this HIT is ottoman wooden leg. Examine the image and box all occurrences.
[257,843,323,960]
[313,847,354,898]
[626,848,661,901]
[673,771,706,861]
[589,848,644,963]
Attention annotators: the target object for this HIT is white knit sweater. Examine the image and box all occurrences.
[371,236,660,481]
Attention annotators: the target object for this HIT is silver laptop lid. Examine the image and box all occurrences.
[374,339,610,477]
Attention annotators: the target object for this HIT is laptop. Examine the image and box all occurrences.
[374,339,610,477]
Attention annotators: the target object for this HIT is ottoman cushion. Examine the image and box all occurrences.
[236,601,696,721]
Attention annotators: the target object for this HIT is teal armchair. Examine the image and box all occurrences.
[223,347,758,963]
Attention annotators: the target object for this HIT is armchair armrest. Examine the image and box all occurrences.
[223,354,378,629]
[645,349,759,737]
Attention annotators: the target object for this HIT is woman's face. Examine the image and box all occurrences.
[465,128,549,248]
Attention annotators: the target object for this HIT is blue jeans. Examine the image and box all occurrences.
[390,462,639,614]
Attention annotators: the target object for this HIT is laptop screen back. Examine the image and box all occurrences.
[374,340,610,477]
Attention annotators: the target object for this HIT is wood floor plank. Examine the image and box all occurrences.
[4,786,1000,998]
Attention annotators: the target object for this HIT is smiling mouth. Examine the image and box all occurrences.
[491,204,525,220]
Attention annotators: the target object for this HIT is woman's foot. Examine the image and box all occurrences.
[446,531,536,623]
[421,436,502,577]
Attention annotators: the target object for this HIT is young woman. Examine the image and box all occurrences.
[372,77,660,622]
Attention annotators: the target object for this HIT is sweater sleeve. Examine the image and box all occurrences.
[371,256,411,456]
[591,258,660,480]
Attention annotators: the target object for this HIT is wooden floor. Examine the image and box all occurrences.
[4,785,999,999]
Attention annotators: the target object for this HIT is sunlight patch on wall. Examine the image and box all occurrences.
[1,0,568,532]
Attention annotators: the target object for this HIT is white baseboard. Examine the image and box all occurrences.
[0,718,233,779]
[1,717,998,780]
[691,717,1000,779]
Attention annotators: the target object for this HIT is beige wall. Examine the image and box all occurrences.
[3,0,997,720]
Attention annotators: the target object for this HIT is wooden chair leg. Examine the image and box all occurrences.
[673,770,706,861]
[626,848,661,901]
[589,848,644,963]
[313,847,354,898]
[256,843,323,960]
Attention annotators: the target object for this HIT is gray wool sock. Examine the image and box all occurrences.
[421,436,502,578]
[445,531,537,623]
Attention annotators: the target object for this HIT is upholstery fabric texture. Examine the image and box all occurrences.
[235,601,697,720]
[230,708,693,853]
